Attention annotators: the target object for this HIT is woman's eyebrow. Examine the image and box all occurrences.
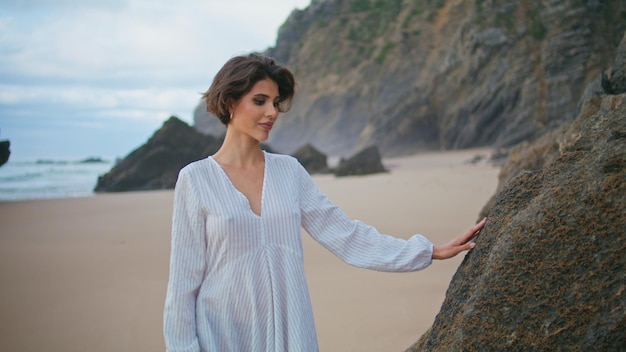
[253,93,280,100]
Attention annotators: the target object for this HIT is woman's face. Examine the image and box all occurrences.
[229,78,280,142]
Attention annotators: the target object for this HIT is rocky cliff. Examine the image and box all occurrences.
[194,0,625,157]
[407,32,626,351]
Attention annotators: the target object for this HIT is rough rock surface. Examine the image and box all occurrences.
[0,140,10,167]
[292,143,329,174]
[408,42,626,351]
[94,116,222,192]
[195,0,626,157]
[334,145,386,177]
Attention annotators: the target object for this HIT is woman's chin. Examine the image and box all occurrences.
[256,133,270,142]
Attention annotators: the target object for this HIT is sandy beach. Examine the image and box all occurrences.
[0,148,499,352]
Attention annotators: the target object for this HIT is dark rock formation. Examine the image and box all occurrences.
[334,145,386,177]
[78,157,107,164]
[0,140,10,167]
[194,0,626,157]
[408,36,626,351]
[94,116,222,192]
[292,143,329,174]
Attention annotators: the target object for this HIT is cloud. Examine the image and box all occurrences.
[1,0,292,86]
[0,0,310,158]
[0,0,129,12]
[0,0,311,89]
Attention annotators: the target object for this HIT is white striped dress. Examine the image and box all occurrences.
[163,151,434,352]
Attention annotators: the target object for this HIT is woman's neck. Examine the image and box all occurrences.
[213,130,264,168]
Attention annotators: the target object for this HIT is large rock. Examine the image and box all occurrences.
[94,116,222,192]
[408,39,626,351]
[195,0,626,157]
[334,145,387,177]
[292,143,329,174]
[0,140,10,167]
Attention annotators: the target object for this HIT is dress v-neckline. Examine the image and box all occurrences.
[209,151,266,218]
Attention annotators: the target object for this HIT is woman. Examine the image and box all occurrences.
[163,53,486,352]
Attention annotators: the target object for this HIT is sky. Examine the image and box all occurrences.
[0,0,311,161]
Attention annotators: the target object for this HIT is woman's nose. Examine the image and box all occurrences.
[267,104,278,118]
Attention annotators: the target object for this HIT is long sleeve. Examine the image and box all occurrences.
[297,162,433,272]
[164,167,207,352]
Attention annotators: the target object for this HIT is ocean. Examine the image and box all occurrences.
[0,159,114,201]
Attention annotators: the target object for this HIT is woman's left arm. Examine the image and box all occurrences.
[296,161,484,271]
[296,162,433,272]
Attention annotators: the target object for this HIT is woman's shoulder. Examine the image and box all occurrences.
[265,151,304,170]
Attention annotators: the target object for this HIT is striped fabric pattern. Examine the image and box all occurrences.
[163,151,434,352]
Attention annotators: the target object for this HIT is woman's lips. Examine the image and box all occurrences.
[260,123,273,131]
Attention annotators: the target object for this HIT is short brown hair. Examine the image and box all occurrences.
[203,53,296,125]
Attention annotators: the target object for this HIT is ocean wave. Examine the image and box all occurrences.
[0,160,113,201]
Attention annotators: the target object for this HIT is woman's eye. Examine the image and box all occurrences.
[253,99,265,105]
